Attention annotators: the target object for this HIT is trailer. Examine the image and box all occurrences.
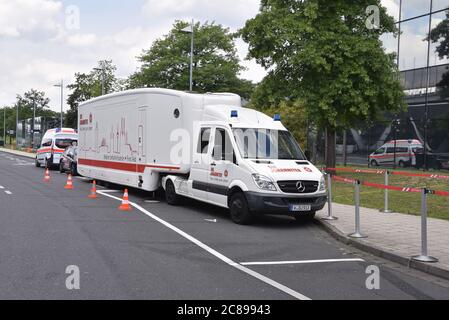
[78,88,327,224]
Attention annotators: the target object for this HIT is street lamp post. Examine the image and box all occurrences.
[181,20,194,92]
[54,79,64,128]
[3,108,5,146]
[32,99,36,149]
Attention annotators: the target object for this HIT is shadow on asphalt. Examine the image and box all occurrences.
[90,179,313,230]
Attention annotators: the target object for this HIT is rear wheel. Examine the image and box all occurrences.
[229,193,254,225]
[398,160,406,168]
[59,161,65,173]
[165,180,181,206]
[35,158,41,168]
[294,211,316,222]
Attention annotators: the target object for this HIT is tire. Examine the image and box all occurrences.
[294,211,316,222]
[59,161,65,173]
[229,192,254,225]
[35,158,41,168]
[165,180,181,206]
[371,160,379,167]
[398,161,406,168]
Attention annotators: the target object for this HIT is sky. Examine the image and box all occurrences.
[0,0,448,112]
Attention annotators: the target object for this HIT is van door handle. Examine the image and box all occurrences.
[211,163,217,167]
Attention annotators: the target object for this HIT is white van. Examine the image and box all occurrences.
[35,128,79,169]
[78,89,327,224]
[369,140,424,168]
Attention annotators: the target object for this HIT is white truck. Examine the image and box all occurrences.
[78,89,327,224]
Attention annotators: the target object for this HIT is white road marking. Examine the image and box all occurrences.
[5,191,12,195]
[204,219,218,223]
[145,200,160,203]
[0,186,4,189]
[97,190,311,301]
[240,258,365,267]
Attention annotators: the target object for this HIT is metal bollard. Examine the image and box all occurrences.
[349,180,367,239]
[412,189,439,263]
[322,173,338,221]
[380,170,392,213]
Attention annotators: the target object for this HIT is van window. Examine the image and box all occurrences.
[55,139,77,149]
[374,148,385,155]
[41,139,52,147]
[386,148,395,154]
[396,147,409,153]
[213,128,235,162]
[197,128,211,154]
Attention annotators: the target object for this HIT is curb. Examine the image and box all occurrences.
[315,219,449,281]
[0,148,36,160]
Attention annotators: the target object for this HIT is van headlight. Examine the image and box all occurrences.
[252,174,277,192]
[319,176,326,192]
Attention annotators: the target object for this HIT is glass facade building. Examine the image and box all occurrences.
[325,1,449,168]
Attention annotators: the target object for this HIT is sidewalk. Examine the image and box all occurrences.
[317,204,449,280]
[0,147,35,159]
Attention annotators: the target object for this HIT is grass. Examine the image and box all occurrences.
[330,166,449,221]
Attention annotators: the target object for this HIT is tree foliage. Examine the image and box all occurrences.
[15,89,56,120]
[241,0,405,166]
[429,10,449,98]
[66,60,123,128]
[129,21,254,99]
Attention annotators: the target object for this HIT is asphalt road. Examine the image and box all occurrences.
[1,151,449,300]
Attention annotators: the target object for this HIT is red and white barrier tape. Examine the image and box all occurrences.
[332,175,359,185]
[330,175,449,197]
[324,167,449,180]
[362,182,422,194]
[324,168,386,175]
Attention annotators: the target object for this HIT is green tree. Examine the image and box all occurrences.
[129,21,254,100]
[15,89,55,121]
[429,10,449,98]
[241,0,405,167]
[66,60,122,128]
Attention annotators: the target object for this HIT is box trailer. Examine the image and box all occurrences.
[78,88,327,224]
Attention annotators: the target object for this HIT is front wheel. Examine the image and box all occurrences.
[35,158,41,168]
[165,180,181,206]
[229,193,254,225]
[370,160,379,167]
[59,161,65,173]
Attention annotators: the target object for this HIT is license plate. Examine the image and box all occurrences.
[289,204,312,212]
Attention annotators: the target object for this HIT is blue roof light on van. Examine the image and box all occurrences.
[231,110,239,118]
[274,114,281,121]
[56,128,61,133]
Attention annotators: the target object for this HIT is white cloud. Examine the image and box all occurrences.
[0,0,63,40]
[66,33,97,47]
[142,0,260,27]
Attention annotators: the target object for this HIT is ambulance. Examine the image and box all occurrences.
[369,140,424,168]
[78,89,327,224]
[35,128,79,169]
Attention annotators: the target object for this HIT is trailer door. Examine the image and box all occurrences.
[138,107,147,164]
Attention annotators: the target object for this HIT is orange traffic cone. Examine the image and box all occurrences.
[88,181,98,199]
[43,169,51,183]
[65,174,74,190]
[118,189,132,211]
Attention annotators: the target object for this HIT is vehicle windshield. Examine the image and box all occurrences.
[233,128,306,160]
[55,138,78,149]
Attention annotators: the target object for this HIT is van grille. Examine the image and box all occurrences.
[278,180,319,194]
